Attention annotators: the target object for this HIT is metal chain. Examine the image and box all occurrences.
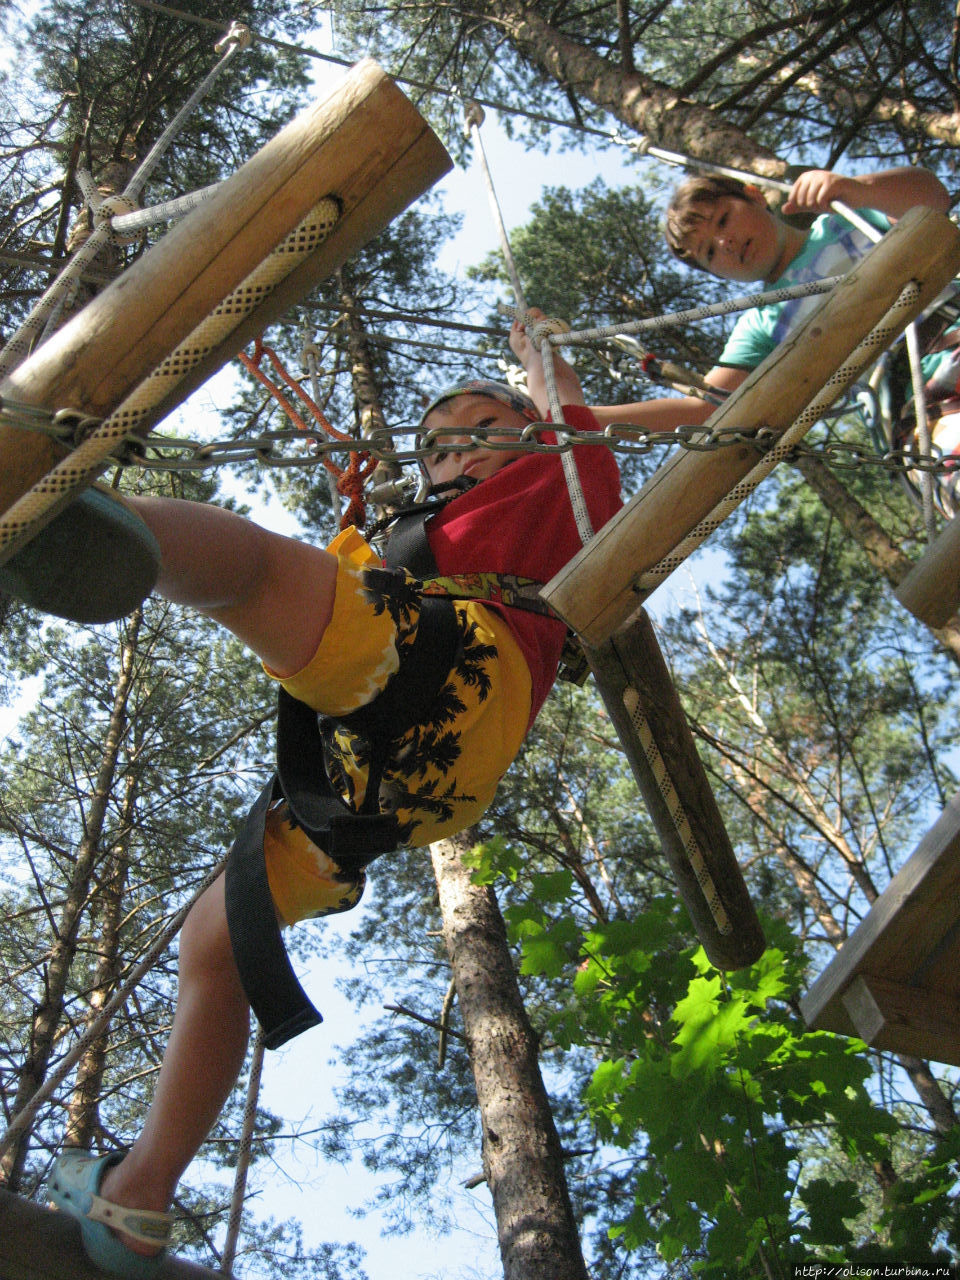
[3,395,955,476]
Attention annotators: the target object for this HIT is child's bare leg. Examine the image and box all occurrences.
[90,500,334,1250]
[97,874,248,1255]
[126,495,338,677]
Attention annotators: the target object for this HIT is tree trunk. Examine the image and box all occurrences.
[339,267,401,491]
[896,1054,958,1135]
[64,764,140,1151]
[0,614,141,1187]
[487,0,785,177]
[431,830,589,1280]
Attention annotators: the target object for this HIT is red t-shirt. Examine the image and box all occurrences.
[424,404,622,726]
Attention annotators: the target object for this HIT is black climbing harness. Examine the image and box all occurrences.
[224,589,461,1049]
[225,476,578,1048]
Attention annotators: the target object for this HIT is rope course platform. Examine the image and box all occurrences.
[0,1187,226,1280]
[0,59,450,577]
[541,207,960,974]
[801,790,960,1067]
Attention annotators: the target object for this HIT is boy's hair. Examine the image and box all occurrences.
[418,379,537,432]
[664,174,752,266]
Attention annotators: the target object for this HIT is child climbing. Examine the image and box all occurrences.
[592,165,959,514]
[42,311,622,1278]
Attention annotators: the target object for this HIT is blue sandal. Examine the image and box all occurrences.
[0,486,159,623]
[48,1149,172,1279]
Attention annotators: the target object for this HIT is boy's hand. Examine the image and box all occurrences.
[781,166,949,220]
[781,169,856,215]
[509,315,536,367]
[511,308,586,413]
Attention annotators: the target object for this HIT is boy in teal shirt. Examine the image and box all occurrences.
[592,166,958,513]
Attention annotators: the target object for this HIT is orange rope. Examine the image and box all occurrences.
[237,336,375,529]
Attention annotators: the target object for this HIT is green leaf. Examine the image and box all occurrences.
[528,868,574,902]
[801,1177,858,1246]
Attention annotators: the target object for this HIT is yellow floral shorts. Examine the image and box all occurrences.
[262,527,531,926]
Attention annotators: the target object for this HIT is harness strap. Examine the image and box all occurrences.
[224,776,322,1049]
[382,508,444,578]
[416,572,590,683]
[419,571,555,616]
[225,592,461,1049]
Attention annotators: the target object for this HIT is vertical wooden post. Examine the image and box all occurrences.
[894,512,960,627]
[586,609,765,969]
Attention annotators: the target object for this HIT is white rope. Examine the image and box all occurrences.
[464,102,528,314]
[0,226,115,379]
[467,103,595,547]
[220,1029,265,1274]
[905,320,939,540]
[555,278,839,349]
[127,22,251,199]
[0,197,341,564]
[110,182,223,234]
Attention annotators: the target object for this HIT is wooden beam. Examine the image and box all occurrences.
[586,608,765,970]
[0,59,450,527]
[0,1188,228,1280]
[894,508,960,627]
[801,789,960,1063]
[543,208,960,646]
[839,974,960,1064]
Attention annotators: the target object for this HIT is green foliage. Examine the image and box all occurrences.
[494,873,958,1276]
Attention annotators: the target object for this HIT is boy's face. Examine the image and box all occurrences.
[421,394,529,487]
[685,190,794,283]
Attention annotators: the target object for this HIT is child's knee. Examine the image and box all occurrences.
[179,875,236,982]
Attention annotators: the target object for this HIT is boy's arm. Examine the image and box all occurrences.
[509,310,585,417]
[781,167,950,221]
[511,307,750,430]
[590,364,747,430]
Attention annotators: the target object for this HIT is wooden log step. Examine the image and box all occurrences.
[0,58,451,550]
[543,208,960,647]
[586,607,765,970]
[0,1187,225,1280]
[801,788,960,1065]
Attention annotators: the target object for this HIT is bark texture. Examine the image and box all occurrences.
[431,831,589,1280]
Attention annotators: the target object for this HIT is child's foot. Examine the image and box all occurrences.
[0,486,160,623]
[48,1149,171,1279]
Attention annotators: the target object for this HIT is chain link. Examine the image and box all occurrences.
[2,395,957,476]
